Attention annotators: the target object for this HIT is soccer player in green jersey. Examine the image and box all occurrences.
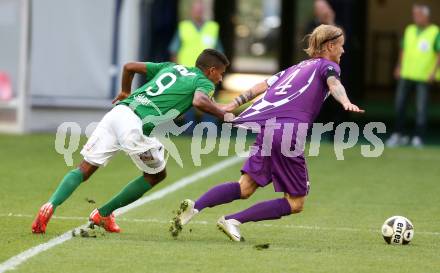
[32,49,230,233]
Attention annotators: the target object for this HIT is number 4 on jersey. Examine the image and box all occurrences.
[274,69,300,96]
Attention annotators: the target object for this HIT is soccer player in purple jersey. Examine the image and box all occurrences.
[170,25,364,241]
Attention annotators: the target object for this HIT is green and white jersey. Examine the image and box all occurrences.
[119,62,215,135]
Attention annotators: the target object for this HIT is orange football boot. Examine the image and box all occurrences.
[32,203,54,233]
[89,209,121,233]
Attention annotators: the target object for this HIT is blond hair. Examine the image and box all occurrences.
[304,24,344,57]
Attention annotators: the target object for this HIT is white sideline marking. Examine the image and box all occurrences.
[1,213,439,237]
[0,156,243,273]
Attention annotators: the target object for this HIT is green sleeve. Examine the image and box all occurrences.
[434,32,440,53]
[194,77,215,97]
[146,62,174,82]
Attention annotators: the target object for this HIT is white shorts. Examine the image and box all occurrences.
[80,105,165,174]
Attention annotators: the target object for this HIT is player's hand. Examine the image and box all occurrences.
[223,112,235,122]
[112,91,130,104]
[342,102,365,113]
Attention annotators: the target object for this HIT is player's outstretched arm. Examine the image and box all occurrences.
[193,91,234,121]
[112,62,147,104]
[219,81,269,112]
[327,76,365,113]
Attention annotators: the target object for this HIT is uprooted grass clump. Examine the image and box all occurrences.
[72,226,106,238]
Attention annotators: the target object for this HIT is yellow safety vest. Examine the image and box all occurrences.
[401,24,440,82]
[176,20,219,67]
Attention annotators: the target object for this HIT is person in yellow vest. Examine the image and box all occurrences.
[168,0,223,134]
[387,4,440,148]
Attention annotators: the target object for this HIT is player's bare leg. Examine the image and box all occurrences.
[170,174,258,238]
[89,169,167,232]
[238,174,259,199]
[32,161,98,233]
[284,194,306,214]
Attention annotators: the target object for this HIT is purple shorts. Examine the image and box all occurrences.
[241,125,310,197]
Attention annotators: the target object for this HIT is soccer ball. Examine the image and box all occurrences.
[381,216,414,245]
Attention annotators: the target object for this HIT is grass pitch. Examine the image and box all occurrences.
[0,133,439,273]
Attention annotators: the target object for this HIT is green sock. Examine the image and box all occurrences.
[48,169,84,209]
[98,176,152,216]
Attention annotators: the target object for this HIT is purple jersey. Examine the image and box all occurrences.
[234,58,341,125]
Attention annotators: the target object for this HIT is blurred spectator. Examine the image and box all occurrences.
[386,4,440,148]
[168,0,223,134]
[0,72,12,101]
[305,0,336,35]
[169,0,223,64]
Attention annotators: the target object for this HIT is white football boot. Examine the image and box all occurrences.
[217,216,244,242]
[385,133,401,147]
[178,199,199,225]
[170,199,198,238]
[386,133,409,147]
[411,136,424,148]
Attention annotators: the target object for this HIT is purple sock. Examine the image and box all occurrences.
[194,182,241,211]
[225,198,291,224]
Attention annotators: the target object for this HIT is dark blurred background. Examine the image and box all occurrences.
[0,0,439,144]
